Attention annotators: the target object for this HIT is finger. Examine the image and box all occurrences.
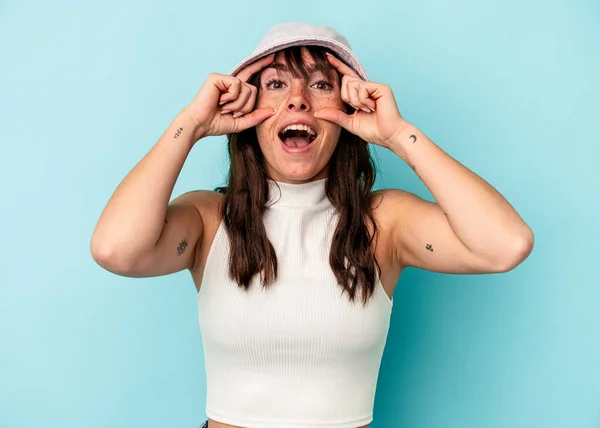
[340,75,351,107]
[342,78,363,112]
[314,108,353,133]
[221,83,252,115]
[235,54,276,83]
[325,52,361,79]
[216,78,243,106]
[340,75,347,103]
[232,107,276,132]
[347,84,363,112]
[357,82,376,111]
[236,84,258,115]
[340,75,364,111]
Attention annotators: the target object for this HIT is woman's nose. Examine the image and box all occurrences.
[286,86,311,112]
[287,101,308,111]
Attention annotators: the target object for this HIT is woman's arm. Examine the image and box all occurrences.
[90,58,277,277]
[384,122,534,273]
[90,111,203,275]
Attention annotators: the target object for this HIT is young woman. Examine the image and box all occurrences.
[91,22,534,428]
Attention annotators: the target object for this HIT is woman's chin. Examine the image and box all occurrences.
[267,164,328,183]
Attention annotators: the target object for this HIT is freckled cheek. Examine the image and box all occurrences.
[253,94,278,143]
[255,92,285,110]
[255,121,279,148]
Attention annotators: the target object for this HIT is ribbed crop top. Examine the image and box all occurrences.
[197,178,393,428]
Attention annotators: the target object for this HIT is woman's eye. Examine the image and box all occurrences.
[264,79,333,90]
[313,80,333,90]
[265,79,285,89]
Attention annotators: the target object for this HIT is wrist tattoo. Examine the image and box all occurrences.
[409,134,417,143]
[173,126,184,139]
[176,238,189,256]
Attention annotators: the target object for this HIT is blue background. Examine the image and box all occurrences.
[1,0,598,427]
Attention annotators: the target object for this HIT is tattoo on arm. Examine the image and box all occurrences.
[409,134,417,143]
[425,244,433,252]
[176,238,189,256]
[173,126,184,139]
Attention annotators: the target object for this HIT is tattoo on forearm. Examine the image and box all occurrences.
[173,126,184,139]
[409,134,417,143]
[426,244,433,252]
[176,238,189,256]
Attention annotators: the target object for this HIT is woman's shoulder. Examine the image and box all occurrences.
[370,187,415,214]
[184,189,224,225]
[368,187,415,238]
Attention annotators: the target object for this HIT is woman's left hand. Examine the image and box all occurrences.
[315,53,407,149]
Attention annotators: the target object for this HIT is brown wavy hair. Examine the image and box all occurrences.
[215,45,381,306]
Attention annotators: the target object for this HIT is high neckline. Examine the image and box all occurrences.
[266,178,328,207]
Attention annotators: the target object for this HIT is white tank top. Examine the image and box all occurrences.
[197,178,393,428]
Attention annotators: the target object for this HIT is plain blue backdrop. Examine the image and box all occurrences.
[1,0,599,427]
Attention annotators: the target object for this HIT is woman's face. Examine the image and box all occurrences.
[253,48,345,184]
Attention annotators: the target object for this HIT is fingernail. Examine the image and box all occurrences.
[232,112,244,118]
[314,111,320,117]
[361,107,371,113]
[221,110,231,114]
[219,101,227,105]
[369,107,375,112]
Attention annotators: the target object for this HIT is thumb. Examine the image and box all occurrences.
[314,108,353,132]
[234,107,276,131]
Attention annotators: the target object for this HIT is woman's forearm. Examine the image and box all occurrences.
[90,110,199,261]
[388,121,534,267]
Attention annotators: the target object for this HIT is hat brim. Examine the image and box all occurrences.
[229,36,369,81]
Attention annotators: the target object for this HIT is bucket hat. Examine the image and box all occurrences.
[229,22,368,81]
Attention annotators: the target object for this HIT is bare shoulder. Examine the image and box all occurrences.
[182,189,225,223]
[367,189,413,299]
[182,190,224,284]
[185,189,225,248]
[368,187,430,267]
[369,187,419,228]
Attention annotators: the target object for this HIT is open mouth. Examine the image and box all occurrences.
[278,124,318,149]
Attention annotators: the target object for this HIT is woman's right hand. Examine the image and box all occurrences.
[183,54,276,141]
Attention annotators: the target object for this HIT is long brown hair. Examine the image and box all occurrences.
[215,46,381,306]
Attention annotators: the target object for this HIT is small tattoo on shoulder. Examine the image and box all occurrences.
[173,126,184,139]
[176,238,189,256]
[409,134,417,143]
[426,244,433,252]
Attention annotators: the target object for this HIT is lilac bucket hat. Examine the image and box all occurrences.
[229,22,369,81]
